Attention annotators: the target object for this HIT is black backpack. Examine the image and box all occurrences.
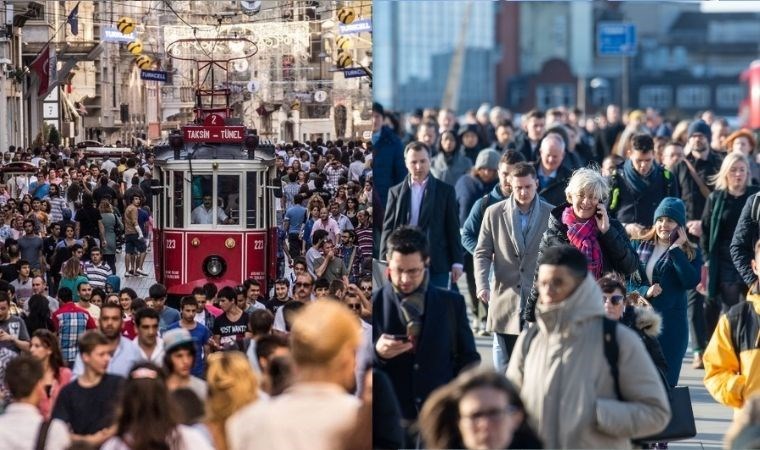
[726,301,760,361]
[521,317,623,399]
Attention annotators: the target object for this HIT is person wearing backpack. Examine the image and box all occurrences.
[506,245,670,449]
[703,240,760,411]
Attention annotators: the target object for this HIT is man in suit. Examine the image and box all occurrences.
[474,162,552,372]
[380,141,464,290]
[373,226,479,424]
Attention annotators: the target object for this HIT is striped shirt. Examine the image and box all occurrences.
[356,224,372,261]
[49,197,67,224]
[83,261,113,289]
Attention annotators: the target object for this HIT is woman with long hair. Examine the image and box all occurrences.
[58,257,89,301]
[701,152,759,342]
[23,294,54,335]
[629,197,702,386]
[344,197,360,227]
[205,352,260,450]
[101,362,214,450]
[419,368,542,450]
[29,329,72,419]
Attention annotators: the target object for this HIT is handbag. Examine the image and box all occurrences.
[637,386,697,443]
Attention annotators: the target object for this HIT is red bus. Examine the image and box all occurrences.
[739,59,760,129]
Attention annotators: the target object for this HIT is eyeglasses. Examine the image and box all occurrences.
[390,267,425,277]
[295,282,313,288]
[603,294,625,306]
[460,406,519,423]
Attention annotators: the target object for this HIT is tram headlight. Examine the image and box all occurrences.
[203,255,226,278]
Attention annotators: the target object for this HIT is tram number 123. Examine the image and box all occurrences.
[166,240,176,249]
[253,240,264,250]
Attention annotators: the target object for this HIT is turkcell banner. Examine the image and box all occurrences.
[140,70,169,83]
[101,25,136,43]
[339,19,371,35]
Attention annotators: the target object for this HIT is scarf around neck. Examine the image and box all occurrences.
[622,159,659,196]
[561,206,603,279]
[392,271,429,341]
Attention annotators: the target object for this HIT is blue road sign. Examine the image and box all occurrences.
[597,22,637,56]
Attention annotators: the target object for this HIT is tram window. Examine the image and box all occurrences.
[217,175,239,225]
[246,172,257,228]
[190,174,228,225]
[173,171,184,228]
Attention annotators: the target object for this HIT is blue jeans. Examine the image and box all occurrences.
[492,333,518,373]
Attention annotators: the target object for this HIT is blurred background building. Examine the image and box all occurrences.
[374,1,760,123]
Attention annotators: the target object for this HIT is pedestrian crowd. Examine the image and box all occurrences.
[373,101,760,449]
[0,141,375,449]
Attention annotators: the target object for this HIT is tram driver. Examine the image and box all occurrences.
[192,194,232,225]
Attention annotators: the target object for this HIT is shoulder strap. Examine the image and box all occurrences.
[682,158,711,199]
[35,419,51,450]
[480,193,491,216]
[662,169,673,197]
[602,317,623,401]
[609,170,620,211]
[727,301,758,364]
[751,194,760,225]
[520,324,541,359]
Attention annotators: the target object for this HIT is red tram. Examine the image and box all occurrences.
[152,37,278,297]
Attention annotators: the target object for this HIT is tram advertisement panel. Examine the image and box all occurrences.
[245,231,268,285]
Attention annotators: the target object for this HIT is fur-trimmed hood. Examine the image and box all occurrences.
[629,306,663,338]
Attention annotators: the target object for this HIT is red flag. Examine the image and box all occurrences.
[29,44,50,96]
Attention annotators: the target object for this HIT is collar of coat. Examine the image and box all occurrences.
[536,274,604,333]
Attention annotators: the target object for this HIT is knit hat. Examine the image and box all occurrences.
[372,102,384,116]
[163,328,195,353]
[474,149,500,170]
[687,119,712,142]
[654,197,686,227]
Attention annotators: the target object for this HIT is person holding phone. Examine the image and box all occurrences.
[629,197,702,387]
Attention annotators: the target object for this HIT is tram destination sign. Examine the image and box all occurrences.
[182,125,246,143]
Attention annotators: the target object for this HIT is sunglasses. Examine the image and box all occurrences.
[603,294,625,306]
[347,303,361,310]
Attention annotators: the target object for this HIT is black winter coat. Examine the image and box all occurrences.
[524,203,639,322]
[620,306,669,383]
[730,192,760,286]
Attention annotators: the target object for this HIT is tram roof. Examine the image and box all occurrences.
[153,143,275,165]
[0,162,38,173]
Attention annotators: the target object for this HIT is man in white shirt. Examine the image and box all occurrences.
[0,355,71,450]
[134,307,165,364]
[191,195,230,225]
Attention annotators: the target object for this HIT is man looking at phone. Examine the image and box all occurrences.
[607,133,677,237]
[373,226,479,424]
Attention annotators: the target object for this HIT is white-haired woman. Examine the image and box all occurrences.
[701,152,759,341]
[524,167,638,323]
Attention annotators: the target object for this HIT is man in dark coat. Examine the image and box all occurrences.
[513,109,546,162]
[607,133,678,236]
[534,134,572,207]
[373,226,479,421]
[381,142,464,290]
[593,104,626,160]
[671,119,722,368]
[372,102,407,259]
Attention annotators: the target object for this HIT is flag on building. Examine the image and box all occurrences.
[68,3,79,36]
[29,44,55,96]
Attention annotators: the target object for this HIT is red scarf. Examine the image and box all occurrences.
[561,206,604,279]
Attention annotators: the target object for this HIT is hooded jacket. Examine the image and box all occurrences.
[430,150,472,187]
[507,275,671,449]
[703,291,760,411]
[620,306,668,380]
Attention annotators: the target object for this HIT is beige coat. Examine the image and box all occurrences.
[474,197,552,334]
[506,275,671,449]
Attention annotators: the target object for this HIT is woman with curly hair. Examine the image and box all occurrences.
[419,368,542,450]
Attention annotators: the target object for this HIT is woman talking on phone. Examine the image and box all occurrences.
[629,197,702,387]
[524,167,638,324]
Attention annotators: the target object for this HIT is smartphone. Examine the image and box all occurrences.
[595,205,603,219]
[670,229,679,244]
[390,334,410,343]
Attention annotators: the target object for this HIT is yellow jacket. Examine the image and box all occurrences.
[703,293,760,409]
